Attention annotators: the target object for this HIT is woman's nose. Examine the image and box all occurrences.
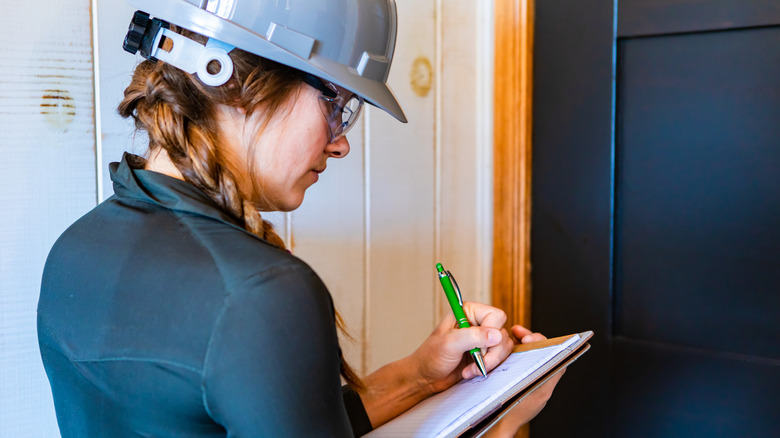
[326,135,350,158]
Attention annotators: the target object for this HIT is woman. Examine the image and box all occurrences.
[38,0,562,436]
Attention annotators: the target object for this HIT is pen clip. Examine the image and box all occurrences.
[445,270,464,306]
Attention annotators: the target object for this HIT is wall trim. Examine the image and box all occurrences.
[492,0,534,333]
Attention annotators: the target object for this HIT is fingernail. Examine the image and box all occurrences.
[488,329,501,344]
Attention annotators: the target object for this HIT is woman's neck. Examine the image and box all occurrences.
[145,148,185,181]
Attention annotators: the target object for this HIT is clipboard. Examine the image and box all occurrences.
[462,331,593,437]
[365,331,593,438]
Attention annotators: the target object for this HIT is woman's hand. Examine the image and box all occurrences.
[482,326,565,438]
[410,302,516,395]
[358,303,553,428]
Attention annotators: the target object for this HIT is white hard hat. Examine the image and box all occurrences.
[122,0,407,123]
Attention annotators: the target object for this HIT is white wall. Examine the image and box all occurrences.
[1,0,494,435]
[0,2,96,436]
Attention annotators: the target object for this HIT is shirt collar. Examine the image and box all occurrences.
[109,152,244,229]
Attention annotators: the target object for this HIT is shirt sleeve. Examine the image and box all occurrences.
[341,385,373,436]
[202,263,355,437]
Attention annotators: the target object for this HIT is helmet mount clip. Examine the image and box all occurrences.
[122,10,235,87]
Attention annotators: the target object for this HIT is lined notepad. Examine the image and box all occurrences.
[365,334,580,438]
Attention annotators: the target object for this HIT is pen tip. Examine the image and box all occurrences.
[473,352,487,377]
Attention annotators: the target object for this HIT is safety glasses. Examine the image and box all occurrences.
[302,74,364,143]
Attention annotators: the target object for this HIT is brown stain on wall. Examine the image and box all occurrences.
[410,56,433,97]
[40,89,76,131]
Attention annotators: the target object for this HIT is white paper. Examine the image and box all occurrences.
[365,335,580,438]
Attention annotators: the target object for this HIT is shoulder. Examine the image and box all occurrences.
[200,250,346,436]
[166,213,337,323]
[176,214,319,292]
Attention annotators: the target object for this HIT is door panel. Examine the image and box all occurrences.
[618,0,780,37]
[531,1,780,436]
[611,338,780,437]
[616,27,780,359]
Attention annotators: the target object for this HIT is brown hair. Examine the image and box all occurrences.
[118,27,363,388]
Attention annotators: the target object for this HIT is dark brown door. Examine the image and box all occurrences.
[530,1,780,436]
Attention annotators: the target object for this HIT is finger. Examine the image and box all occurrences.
[511,325,548,344]
[463,328,514,379]
[511,324,533,341]
[465,328,548,379]
[463,302,507,330]
[442,326,503,360]
[520,333,547,344]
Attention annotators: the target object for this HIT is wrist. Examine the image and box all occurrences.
[409,343,464,395]
[358,355,434,427]
[404,353,439,398]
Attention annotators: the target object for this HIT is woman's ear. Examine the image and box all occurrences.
[215,103,246,119]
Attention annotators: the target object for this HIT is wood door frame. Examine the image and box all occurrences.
[492,1,534,436]
[492,0,534,330]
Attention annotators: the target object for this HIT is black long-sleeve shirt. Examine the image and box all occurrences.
[38,153,371,437]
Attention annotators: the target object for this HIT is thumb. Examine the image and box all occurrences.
[447,326,502,355]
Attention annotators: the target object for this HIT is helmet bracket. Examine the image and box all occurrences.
[123,11,235,87]
[123,11,170,61]
[151,29,235,86]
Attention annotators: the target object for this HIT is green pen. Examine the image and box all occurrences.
[436,263,488,377]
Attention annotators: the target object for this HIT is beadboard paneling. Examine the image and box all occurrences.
[0,2,96,436]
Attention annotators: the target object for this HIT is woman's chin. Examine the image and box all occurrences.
[275,194,305,212]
